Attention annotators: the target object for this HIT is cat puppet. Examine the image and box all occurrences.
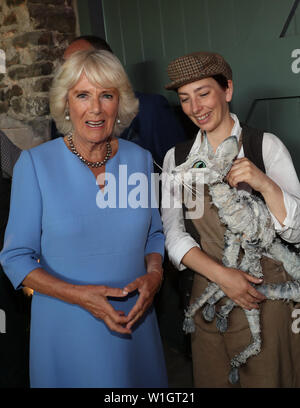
[170,136,300,384]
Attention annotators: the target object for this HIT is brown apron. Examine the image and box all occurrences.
[190,185,300,388]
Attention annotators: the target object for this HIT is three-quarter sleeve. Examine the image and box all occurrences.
[144,151,165,258]
[262,133,300,243]
[0,150,42,289]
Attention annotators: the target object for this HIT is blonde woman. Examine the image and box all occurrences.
[1,50,167,388]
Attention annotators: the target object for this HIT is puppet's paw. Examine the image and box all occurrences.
[183,316,195,333]
[216,314,228,333]
[202,304,215,322]
[229,367,239,385]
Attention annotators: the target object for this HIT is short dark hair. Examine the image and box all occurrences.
[212,74,229,90]
[73,35,113,53]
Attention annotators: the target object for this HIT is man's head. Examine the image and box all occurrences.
[63,35,113,60]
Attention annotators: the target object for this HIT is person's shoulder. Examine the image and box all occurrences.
[119,138,150,155]
[262,131,284,145]
[262,132,295,174]
[16,139,64,171]
[119,138,153,166]
[262,131,291,159]
[241,123,282,146]
[28,137,63,157]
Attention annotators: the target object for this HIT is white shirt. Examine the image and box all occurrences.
[161,113,300,270]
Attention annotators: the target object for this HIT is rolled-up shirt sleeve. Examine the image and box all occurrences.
[263,133,300,242]
[161,147,200,270]
[0,150,42,289]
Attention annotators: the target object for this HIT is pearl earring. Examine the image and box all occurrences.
[116,118,121,124]
[65,112,70,121]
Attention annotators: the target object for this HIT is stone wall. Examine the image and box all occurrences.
[0,0,78,149]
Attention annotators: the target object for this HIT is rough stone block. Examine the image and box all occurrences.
[13,31,53,48]
[3,12,17,26]
[28,4,76,33]
[31,46,64,62]
[0,85,23,103]
[26,96,49,116]
[6,54,20,67]
[8,61,53,80]
[10,97,22,114]
[32,77,52,92]
[28,0,66,4]
[0,101,9,114]
[6,0,25,7]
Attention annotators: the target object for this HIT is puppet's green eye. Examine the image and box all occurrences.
[192,160,206,168]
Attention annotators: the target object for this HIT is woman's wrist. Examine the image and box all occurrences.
[258,175,277,196]
[148,268,163,279]
[147,268,164,293]
[145,253,163,275]
[207,263,227,286]
[23,267,82,306]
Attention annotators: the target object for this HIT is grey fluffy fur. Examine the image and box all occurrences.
[172,136,300,384]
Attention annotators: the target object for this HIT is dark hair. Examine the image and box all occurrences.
[73,35,113,53]
[212,74,229,90]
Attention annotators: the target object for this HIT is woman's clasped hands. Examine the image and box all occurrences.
[77,269,162,334]
[123,268,163,330]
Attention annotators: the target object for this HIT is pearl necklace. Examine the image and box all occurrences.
[67,133,112,168]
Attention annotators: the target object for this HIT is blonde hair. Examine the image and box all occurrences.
[50,50,139,136]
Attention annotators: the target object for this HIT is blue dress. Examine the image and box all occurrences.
[0,138,168,388]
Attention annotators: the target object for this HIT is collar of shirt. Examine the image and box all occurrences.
[188,113,242,156]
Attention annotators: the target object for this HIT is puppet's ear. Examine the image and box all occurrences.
[212,136,239,177]
[214,136,239,164]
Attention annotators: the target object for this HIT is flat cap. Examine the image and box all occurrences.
[165,51,232,90]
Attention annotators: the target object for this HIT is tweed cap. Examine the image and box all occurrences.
[165,51,232,90]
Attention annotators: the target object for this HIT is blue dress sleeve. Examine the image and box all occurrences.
[144,151,165,258]
[0,150,42,289]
